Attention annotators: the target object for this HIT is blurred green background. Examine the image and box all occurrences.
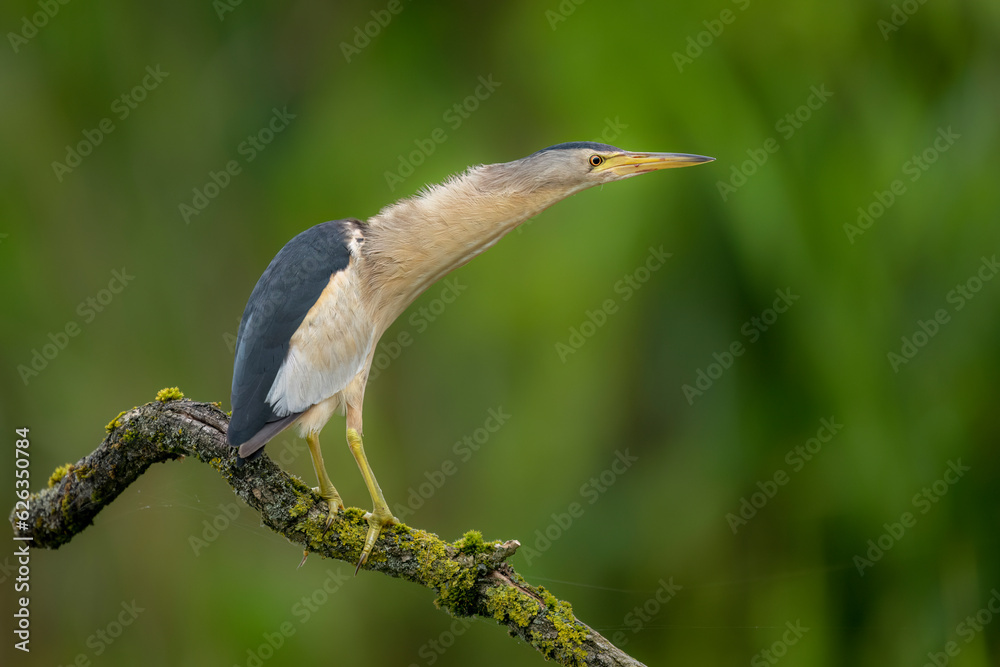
[2,1,999,665]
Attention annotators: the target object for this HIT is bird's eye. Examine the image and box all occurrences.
[589,154,604,167]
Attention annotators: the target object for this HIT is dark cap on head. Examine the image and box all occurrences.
[533,141,622,155]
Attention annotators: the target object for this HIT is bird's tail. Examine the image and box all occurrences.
[231,412,302,467]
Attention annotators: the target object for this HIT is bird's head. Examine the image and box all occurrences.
[515,141,714,193]
[364,140,714,318]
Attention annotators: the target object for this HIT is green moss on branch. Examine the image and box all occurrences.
[8,395,646,667]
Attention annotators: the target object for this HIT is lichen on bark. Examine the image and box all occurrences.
[9,394,647,667]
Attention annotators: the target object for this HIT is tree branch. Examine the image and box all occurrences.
[9,392,646,667]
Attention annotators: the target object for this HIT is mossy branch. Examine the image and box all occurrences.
[9,394,646,667]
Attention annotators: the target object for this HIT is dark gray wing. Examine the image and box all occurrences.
[227,219,361,459]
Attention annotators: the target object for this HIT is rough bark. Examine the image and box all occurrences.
[9,394,646,667]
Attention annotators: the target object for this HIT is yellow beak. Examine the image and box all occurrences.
[595,151,715,176]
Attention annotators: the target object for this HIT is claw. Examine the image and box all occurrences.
[355,509,399,575]
[297,495,341,569]
[321,494,344,535]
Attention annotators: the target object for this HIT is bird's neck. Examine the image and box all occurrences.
[361,163,576,330]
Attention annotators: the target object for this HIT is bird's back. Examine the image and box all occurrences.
[228,219,363,457]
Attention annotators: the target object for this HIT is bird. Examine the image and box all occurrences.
[226,141,713,571]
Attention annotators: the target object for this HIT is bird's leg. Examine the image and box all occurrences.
[346,427,398,573]
[306,432,344,531]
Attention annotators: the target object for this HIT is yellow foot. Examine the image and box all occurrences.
[297,489,344,569]
[356,506,399,574]
[312,486,344,532]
